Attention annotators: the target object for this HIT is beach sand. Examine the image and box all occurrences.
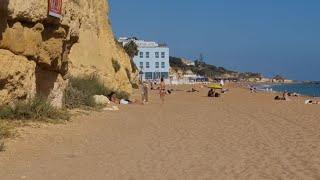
[0,85,319,179]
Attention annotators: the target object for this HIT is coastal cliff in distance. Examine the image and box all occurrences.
[0,0,135,107]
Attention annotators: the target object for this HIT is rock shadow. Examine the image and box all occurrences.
[0,0,9,41]
[35,65,59,99]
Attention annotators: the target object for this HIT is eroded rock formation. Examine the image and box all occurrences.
[0,0,135,107]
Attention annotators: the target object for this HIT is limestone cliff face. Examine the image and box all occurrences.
[0,0,135,107]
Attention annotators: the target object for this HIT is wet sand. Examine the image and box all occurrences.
[0,85,320,179]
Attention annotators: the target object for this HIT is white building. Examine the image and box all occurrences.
[119,37,170,81]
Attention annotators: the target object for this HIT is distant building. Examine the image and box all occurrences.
[169,69,209,85]
[118,37,170,81]
[272,75,285,83]
[259,77,272,83]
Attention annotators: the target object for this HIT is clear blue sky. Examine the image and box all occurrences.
[109,0,320,81]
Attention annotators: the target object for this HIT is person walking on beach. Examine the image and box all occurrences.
[140,82,145,103]
[159,77,166,104]
[143,82,149,104]
[220,79,224,87]
[141,82,149,104]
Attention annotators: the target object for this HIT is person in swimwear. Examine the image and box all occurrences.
[159,77,166,104]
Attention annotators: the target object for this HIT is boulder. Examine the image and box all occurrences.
[0,49,36,105]
[92,95,110,106]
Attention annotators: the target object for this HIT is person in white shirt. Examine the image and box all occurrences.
[220,79,224,86]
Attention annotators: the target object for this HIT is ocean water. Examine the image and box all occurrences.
[268,83,320,97]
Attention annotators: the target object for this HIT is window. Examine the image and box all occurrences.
[155,62,159,68]
[146,52,150,58]
[139,52,143,58]
[161,52,165,58]
[146,62,150,68]
[145,72,153,79]
[139,62,143,69]
[155,52,159,58]
[161,62,165,68]
[154,72,161,79]
[160,72,169,79]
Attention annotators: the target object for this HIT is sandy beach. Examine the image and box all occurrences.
[0,85,320,180]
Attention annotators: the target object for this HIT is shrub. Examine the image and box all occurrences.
[0,120,12,152]
[64,76,112,108]
[124,40,139,59]
[0,106,15,120]
[130,59,138,73]
[0,121,12,139]
[0,140,4,152]
[64,76,132,108]
[132,83,139,89]
[112,59,121,73]
[0,98,70,121]
[125,68,131,81]
[115,91,130,100]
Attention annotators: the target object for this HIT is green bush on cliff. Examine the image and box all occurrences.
[0,120,11,152]
[0,98,69,152]
[112,59,121,73]
[0,120,13,151]
[64,76,130,109]
[125,68,131,81]
[0,98,70,121]
[0,121,12,139]
[123,40,139,73]
[115,91,130,100]
[131,83,139,89]
[64,76,111,108]
[130,59,138,73]
[0,140,4,152]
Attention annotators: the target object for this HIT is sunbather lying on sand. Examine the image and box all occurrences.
[249,86,257,93]
[221,88,229,93]
[274,96,285,100]
[186,88,199,93]
[288,92,300,97]
[109,92,140,105]
[305,99,320,104]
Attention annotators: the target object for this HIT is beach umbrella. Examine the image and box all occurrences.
[207,84,223,89]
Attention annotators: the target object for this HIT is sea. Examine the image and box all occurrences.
[261,82,320,97]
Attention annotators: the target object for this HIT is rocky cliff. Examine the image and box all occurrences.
[0,0,135,107]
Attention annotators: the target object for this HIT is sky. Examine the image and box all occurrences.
[109,0,320,81]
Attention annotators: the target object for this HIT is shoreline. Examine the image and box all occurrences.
[242,82,320,99]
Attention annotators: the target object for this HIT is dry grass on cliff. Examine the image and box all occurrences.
[0,98,70,122]
[0,121,12,138]
[0,121,13,152]
[64,76,112,109]
[64,76,129,109]
[0,98,69,152]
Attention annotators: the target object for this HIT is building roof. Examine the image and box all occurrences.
[118,37,167,48]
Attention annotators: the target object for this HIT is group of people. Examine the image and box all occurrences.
[105,77,167,106]
[142,78,228,103]
[249,88,320,105]
[208,89,220,97]
[207,80,228,98]
[141,78,167,104]
[274,91,320,105]
[274,91,291,101]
